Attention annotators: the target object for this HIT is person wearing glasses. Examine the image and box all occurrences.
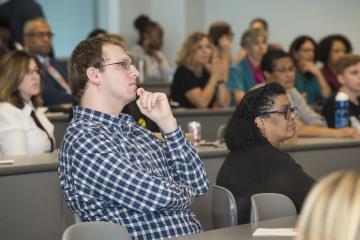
[289,36,331,106]
[0,51,55,156]
[216,82,315,224]
[228,28,268,104]
[58,36,209,240]
[23,17,73,106]
[261,49,359,138]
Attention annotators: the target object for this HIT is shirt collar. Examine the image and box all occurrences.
[36,54,50,66]
[73,106,136,132]
[23,101,34,115]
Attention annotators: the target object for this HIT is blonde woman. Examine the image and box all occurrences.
[297,170,360,240]
[170,32,230,108]
[0,50,54,156]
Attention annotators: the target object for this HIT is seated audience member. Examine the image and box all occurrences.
[170,32,230,108]
[249,18,283,50]
[23,17,73,106]
[132,15,172,81]
[262,49,359,138]
[228,28,268,104]
[208,21,234,71]
[322,54,360,128]
[0,51,54,156]
[297,170,360,240]
[289,36,331,105]
[217,82,315,224]
[236,17,282,63]
[318,34,353,92]
[58,36,209,240]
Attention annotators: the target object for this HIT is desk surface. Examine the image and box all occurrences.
[46,108,234,120]
[0,151,58,176]
[198,137,360,158]
[174,216,297,240]
[2,137,360,176]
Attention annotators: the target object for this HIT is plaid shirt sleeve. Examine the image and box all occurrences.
[162,127,209,196]
[71,128,208,212]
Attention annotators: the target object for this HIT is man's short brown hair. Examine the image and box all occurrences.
[68,35,124,102]
[335,54,360,75]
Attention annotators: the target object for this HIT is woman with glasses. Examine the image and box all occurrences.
[262,49,359,138]
[0,50,54,156]
[289,36,331,106]
[216,82,315,224]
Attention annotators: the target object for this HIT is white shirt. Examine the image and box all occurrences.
[0,102,55,156]
[286,88,325,126]
[131,45,173,81]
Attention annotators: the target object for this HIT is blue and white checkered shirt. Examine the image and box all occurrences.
[58,106,209,240]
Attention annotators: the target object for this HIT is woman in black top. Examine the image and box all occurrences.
[216,82,314,224]
[170,32,230,108]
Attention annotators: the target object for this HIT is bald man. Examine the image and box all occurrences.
[23,18,73,106]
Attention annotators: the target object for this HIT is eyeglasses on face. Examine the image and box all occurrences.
[101,60,135,71]
[25,68,41,76]
[273,66,296,74]
[260,106,298,120]
[26,32,54,38]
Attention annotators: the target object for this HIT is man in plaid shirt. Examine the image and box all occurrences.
[58,36,209,239]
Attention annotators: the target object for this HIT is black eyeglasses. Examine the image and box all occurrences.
[260,106,297,120]
[101,60,135,71]
[26,32,54,38]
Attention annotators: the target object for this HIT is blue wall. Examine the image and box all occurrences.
[37,0,96,58]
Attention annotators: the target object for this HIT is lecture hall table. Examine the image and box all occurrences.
[47,107,234,147]
[173,216,297,240]
[1,138,359,238]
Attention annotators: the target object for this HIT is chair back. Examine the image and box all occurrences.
[216,124,226,143]
[250,193,297,223]
[74,213,82,223]
[211,184,238,229]
[62,222,131,240]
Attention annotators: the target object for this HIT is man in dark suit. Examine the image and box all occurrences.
[23,17,73,106]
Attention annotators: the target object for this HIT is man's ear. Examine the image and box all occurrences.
[86,67,101,86]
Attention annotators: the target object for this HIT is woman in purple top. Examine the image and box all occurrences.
[318,34,352,92]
